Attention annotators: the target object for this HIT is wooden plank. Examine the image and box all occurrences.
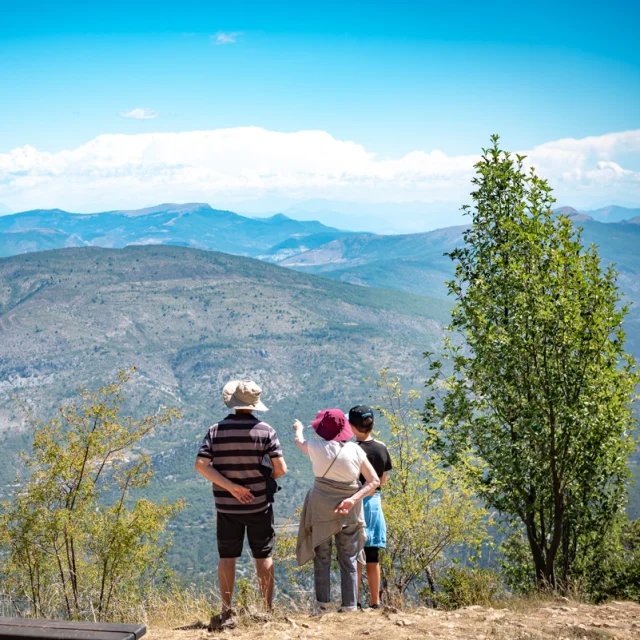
[0,620,145,640]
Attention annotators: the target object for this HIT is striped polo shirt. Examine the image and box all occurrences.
[197,413,283,514]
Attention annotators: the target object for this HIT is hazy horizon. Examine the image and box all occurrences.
[1,1,639,230]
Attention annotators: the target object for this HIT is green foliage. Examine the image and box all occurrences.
[429,135,639,590]
[601,517,640,601]
[501,516,640,602]
[572,516,640,602]
[234,577,263,611]
[375,370,492,606]
[0,369,185,620]
[499,529,537,595]
[431,565,502,610]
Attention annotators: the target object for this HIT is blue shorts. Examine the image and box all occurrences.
[363,492,386,549]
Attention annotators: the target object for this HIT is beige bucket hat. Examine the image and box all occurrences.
[222,379,268,412]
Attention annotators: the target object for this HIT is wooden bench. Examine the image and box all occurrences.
[0,618,146,640]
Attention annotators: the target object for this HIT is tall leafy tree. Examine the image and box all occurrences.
[429,135,638,588]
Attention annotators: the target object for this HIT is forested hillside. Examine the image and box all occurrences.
[0,245,449,580]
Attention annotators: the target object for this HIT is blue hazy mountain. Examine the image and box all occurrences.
[280,214,640,359]
[2,202,639,265]
[0,203,353,258]
[581,205,640,223]
[281,210,639,293]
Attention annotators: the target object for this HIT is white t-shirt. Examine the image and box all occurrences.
[307,439,367,483]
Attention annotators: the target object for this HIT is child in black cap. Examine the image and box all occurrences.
[348,405,393,609]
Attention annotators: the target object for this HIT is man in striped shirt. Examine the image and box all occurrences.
[195,379,287,614]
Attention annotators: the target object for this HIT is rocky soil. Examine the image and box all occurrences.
[147,600,640,640]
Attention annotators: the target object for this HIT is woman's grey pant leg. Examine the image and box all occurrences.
[313,537,333,604]
[335,524,359,610]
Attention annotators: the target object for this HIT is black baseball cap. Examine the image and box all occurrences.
[348,405,375,428]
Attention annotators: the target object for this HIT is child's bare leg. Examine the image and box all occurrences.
[366,562,381,606]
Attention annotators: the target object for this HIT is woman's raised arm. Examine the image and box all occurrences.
[293,419,310,455]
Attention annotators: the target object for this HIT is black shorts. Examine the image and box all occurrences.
[216,506,275,559]
[364,546,380,563]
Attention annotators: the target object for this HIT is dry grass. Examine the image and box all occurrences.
[115,587,218,629]
[497,592,582,614]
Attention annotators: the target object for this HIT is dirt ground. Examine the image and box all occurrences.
[147,600,640,640]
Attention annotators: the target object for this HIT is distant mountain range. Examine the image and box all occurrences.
[580,205,640,224]
[275,208,639,306]
[0,203,354,259]
[2,202,639,396]
[1,202,639,265]
[2,201,640,317]
[279,225,466,298]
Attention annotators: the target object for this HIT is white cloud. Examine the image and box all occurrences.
[211,31,242,45]
[119,108,159,120]
[0,128,638,216]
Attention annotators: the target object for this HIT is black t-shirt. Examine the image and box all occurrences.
[357,439,393,491]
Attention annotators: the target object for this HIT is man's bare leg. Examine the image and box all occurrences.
[218,558,237,612]
[366,563,381,606]
[255,557,275,610]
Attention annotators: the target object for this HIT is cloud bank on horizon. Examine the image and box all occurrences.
[1,127,638,224]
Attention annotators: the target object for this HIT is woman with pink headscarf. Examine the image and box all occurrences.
[293,409,379,613]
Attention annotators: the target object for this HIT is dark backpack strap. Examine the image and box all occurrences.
[260,455,281,503]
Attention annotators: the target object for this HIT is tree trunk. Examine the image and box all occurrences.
[524,513,547,587]
[543,487,565,590]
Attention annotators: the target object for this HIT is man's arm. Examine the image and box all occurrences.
[271,456,287,479]
[194,457,255,504]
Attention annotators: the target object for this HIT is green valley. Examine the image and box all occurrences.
[0,245,449,581]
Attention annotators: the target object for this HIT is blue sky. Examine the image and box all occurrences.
[1,0,639,228]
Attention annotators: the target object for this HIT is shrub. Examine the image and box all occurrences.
[0,369,185,621]
[376,370,492,606]
[431,565,503,610]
